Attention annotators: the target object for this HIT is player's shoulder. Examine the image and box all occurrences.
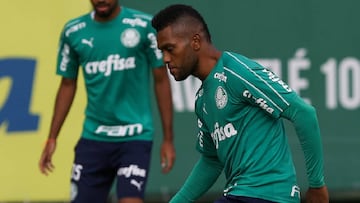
[122,6,153,22]
[61,13,90,37]
[223,51,257,69]
[222,51,262,76]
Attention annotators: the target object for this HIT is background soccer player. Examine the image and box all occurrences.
[152,4,328,203]
[38,0,176,203]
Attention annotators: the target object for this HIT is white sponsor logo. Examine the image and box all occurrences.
[243,90,275,114]
[123,18,147,27]
[214,72,227,82]
[211,122,237,149]
[81,37,93,48]
[70,182,78,201]
[223,182,238,194]
[195,88,204,100]
[215,86,228,109]
[262,68,292,92]
[197,119,203,128]
[95,123,143,137]
[130,179,144,191]
[291,185,301,198]
[197,130,204,148]
[118,164,146,178]
[71,164,83,181]
[85,54,136,76]
[148,33,162,60]
[60,43,70,71]
[121,28,140,48]
[197,119,204,147]
[65,22,86,37]
[202,103,208,114]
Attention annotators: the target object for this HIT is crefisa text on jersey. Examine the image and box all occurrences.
[85,54,136,76]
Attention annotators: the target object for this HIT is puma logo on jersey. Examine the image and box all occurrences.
[81,38,93,48]
[130,179,144,191]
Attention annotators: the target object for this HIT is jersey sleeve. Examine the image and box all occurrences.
[169,155,223,203]
[281,94,325,187]
[226,59,296,119]
[55,25,80,79]
[144,22,164,69]
[225,53,325,187]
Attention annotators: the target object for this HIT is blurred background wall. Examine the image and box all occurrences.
[0,0,359,202]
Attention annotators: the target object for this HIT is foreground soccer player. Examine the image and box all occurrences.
[152,4,329,203]
[39,0,176,203]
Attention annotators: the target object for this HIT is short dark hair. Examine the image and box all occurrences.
[152,4,211,42]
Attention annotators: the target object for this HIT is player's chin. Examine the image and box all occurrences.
[170,71,187,81]
[95,9,111,17]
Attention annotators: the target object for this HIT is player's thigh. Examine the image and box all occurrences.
[118,197,143,203]
[71,138,115,203]
[114,141,153,200]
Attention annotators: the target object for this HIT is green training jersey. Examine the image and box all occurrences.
[56,7,163,142]
[195,52,301,202]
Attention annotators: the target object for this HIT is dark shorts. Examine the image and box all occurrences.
[214,195,276,203]
[70,138,152,203]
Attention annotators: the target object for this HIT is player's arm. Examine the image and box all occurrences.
[39,23,79,175]
[230,61,328,201]
[226,60,325,188]
[48,77,77,141]
[281,95,325,188]
[170,118,223,203]
[170,154,223,203]
[39,77,77,175]
[153,66,176,173]
[281,95,329,202]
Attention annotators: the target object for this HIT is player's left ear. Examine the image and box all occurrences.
[191,34,201,51]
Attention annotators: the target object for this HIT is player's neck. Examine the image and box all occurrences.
[196,46,222,81]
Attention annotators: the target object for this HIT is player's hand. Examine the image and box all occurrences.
[160,139,176,173]
[39,138,57,175]
[306,186,329,203]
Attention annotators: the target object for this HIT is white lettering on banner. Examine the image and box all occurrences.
[95,123,143,136]
[170,75,201,112]
[321,57,360,109]
[85,54,135,76]
[255,58,282,78]
[288,48,310,103]
[210,122,237,149]
[168,48,360,112]
[117,164,146,178]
